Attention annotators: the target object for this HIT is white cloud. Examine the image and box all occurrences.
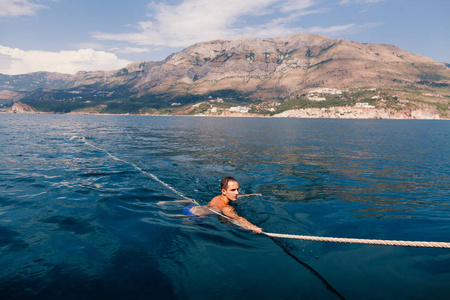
[93,0,364,48]
[304,24,356,35]
[339,0,385,4]
[279,0,317,12]
[304,22,381,36]
[0,46,132,75]
[92,0,323,47]
[268,8,328,26]
[114,47,151,54]
[76,42,151,55]
[234,22,361,40]
[0,0,46,17]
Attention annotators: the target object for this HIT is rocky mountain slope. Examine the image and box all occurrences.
[1,33,449,118]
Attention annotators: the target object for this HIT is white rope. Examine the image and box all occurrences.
[79,138,450,249]
[84,140,198,204]
[263,232,450,249]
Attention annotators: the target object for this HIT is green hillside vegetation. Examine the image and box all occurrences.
[14,84,448,118]
[20,89,252,114]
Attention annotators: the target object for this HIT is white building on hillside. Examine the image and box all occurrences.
[229,106,250,113]
[308,95,326,101]
[355,103,375,108]
[309,88,342,95]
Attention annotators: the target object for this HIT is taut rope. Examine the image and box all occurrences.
[84,140,197,203]
[79,138,450,249]
[262,232,450,249]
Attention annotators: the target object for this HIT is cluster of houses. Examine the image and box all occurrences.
[355,102,375,108]
[170,87,410,115]
[229,106,251,113]
[308,88,343,95]
[306,88,343,101]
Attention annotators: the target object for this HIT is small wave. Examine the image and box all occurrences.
[78,170,136,177]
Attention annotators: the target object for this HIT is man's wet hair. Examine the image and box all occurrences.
[221,176,237,190]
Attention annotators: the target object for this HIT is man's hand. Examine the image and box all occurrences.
[252,226,263,234]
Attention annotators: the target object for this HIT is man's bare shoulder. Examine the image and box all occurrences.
[207,195,225,210]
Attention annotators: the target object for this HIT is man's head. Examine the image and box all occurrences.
[221,176,239,201]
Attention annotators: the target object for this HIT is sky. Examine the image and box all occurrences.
[0,0,448,75]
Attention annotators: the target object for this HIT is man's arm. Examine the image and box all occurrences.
[157,200,192,205]
[222,206,263,234]
[237,194,262,198]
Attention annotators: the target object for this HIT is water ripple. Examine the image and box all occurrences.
[1,115,449,300]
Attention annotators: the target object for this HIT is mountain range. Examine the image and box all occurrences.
[1,33,449,118]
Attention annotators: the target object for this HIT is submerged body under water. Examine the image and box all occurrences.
[0,114,449,299]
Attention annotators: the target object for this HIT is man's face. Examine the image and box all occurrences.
[222,181,239,201]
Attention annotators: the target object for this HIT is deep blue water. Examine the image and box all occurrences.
[0,114,449,300]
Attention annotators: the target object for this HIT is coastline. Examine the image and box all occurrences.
[4,98,448,120]
[2,108,448,120]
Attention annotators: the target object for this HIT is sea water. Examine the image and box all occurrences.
[0,114,449,299]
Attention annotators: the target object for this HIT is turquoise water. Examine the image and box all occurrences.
[0,114,449,299]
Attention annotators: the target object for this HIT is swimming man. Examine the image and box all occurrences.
[191,176,263,234]
[70,136,85,141]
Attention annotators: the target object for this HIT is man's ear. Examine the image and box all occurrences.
[221,188,226,195]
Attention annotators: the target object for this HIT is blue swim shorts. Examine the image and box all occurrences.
[182,203,198,217]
